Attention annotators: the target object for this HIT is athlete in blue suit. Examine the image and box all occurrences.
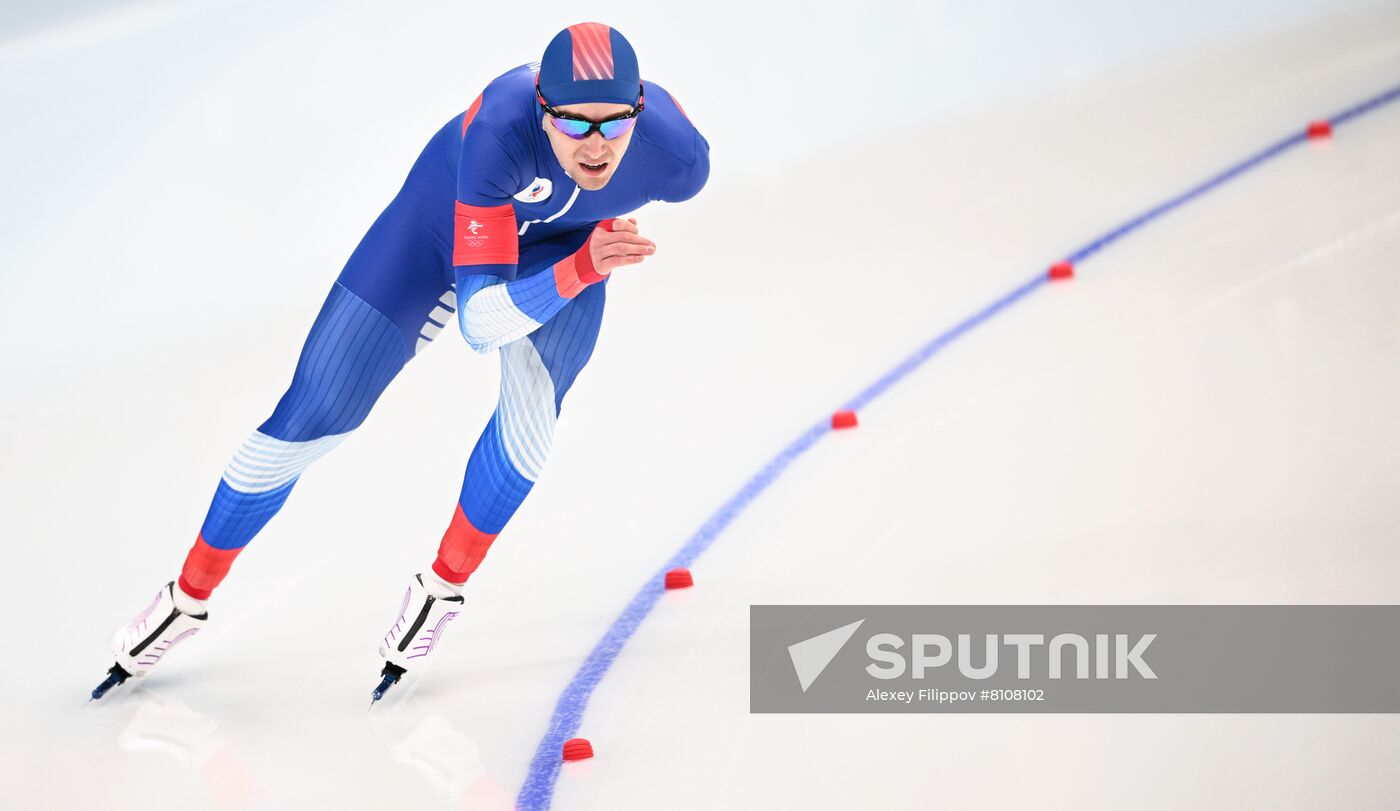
[95,22,710,701]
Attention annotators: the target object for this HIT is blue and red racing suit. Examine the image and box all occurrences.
[178,64,709,598]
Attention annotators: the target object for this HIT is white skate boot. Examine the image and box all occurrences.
[371,573,464,703]
[92,581,208,700]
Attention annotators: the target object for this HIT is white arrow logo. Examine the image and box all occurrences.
[788,619,865,692]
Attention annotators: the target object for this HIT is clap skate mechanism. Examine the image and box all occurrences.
[91,664,133,701]
[371,662,409,705]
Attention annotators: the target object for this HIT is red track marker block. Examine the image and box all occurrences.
[562,738,594,761]
[831,410,859,430]
[1048,260,1074,281]
[664,568,693,589]
[1306,120,1332,139]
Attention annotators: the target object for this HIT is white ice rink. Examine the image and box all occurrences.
[4,1,1400,809]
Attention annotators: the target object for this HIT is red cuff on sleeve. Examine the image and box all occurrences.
[453,202,519,267]
[574,221,613,285]
[552,220,617,298]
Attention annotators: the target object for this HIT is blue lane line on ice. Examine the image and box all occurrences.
[517,81,1400,809]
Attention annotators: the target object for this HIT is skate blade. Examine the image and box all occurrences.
[369,661,407,708]
[91,663,132,701]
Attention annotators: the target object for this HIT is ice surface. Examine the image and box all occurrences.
[3,1,1400,809]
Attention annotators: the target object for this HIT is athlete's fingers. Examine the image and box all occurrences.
[601,241,654,257]
[597,252,649,270]
[595,253,646,276]
[599,230,653,247]
[600,241,655,258]
[589,220,653,275]
[597,240,654,258]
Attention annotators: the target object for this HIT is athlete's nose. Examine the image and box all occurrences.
[580,132,608,156]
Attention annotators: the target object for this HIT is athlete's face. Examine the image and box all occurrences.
[542,102,636,191]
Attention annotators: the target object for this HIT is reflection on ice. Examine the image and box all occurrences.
[390,714,485,798]
[116,688,280,811]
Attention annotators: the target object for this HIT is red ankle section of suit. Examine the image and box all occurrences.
[433,504,498,585]
[179,534,243,600]
[178,576,213,601]
[431,559,470,586]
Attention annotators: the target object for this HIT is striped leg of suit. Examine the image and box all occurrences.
[432,275,607,584]
[179,282,418,599]
[176,117,473,600]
